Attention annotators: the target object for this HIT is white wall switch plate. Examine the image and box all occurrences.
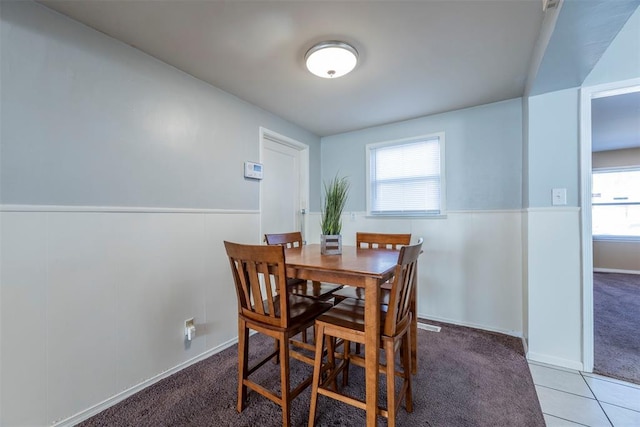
[552,188,567,205]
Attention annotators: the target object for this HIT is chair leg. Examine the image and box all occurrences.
[302,328,308,343]
[327,334,337,391]
[411,287,418,374]
[237,320,249,412]
[342,340,351,387]
[308,323,326,427]
[402,333,413,412]
[280,333,291,427]
[385,339,397,427]
[274,338,280,364]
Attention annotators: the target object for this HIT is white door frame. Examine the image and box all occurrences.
[579,77,640,373]
[259,127,310,241]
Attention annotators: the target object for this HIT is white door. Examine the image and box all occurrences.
[260,130,308,242]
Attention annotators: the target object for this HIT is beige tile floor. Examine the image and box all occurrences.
[529,361,640,426]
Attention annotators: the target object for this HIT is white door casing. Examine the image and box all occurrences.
[259,128,309,242]
[579,77,640,373]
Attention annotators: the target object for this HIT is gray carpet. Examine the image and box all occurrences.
[80,322,544,427]
[593,272,640,385]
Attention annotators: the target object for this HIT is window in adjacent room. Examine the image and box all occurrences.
[592,167,640,239]
[366,133,445,216]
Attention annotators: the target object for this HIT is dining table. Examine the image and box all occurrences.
[284,243,412,427]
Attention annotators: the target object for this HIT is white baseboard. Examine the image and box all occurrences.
[417,322,441,332]
[417,313,523,338]
[526,351,584,372]
[594,268,640,275]
[0,204,259,214]
[53,336,240,427]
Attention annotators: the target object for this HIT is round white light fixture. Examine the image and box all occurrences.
[305,41,358,79]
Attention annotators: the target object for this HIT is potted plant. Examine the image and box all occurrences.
[320,174,350,255]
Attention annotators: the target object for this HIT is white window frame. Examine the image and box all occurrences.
[591,166,640,242]
[365,132,446,217]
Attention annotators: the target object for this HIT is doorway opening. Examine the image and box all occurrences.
[580,78,640,384]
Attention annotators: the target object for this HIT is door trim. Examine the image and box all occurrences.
[259,127,310,241]
[579,77,640,373]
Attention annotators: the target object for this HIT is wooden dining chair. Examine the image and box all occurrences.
[224,241,333,427]
[307,238,423,427]
[332,232,411,302]
[265,232,344,302]
[331,232,412,354]
[355,232,412,250]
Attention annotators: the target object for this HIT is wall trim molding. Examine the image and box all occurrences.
[418,313,523,339]
[594,268,640,275]
[525,207,580,213]
[446,209,523,214]
[0,204,260,214]
[307,209,525,217]
[527,351,584,372]
[52,336,241,427]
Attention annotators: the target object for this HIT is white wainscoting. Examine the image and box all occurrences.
[306,210,524,336]
[0,207,260,427]
[2,207,528,426]
[525,207,583,371]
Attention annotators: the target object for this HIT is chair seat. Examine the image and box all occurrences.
[255,294,332,327]
[288,295,334,325]
[288,279,344,301]
[316,299,390,334]
[331,286,391,305]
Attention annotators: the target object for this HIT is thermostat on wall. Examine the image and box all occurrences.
[244,161,263,180]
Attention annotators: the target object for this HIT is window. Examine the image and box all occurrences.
[366,133,445,216]
[592,167,640,239]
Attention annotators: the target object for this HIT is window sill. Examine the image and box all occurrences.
[366,213,448,219]
[593,235,640,243]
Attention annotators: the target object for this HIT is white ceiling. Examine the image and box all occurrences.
[592,91,640,152]
[40,0,544,137]
[530,0,640,95]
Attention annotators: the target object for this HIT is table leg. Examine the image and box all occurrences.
[364,277,380,427]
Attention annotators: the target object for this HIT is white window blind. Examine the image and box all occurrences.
[592,168,640,239]
[367,134,444,216]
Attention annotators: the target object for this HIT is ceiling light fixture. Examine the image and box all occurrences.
[305,41,358,79]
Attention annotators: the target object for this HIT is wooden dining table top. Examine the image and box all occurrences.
[283,244,400,287]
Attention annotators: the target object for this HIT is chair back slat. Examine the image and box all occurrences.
[265,232,306,286]
[384,238,423,337]
[224,241,290,328]
[356,232,411,250]
[265,232,303,248]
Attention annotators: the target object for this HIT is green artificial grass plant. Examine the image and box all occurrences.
[321,174,350,235]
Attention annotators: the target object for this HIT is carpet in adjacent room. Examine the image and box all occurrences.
[593,272,640,385]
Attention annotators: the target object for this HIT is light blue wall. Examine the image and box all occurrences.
[0,2,322,211]
[583,7,640,86]
[526,88,580,207]
[525,6,640,209]
[321,98,523,211]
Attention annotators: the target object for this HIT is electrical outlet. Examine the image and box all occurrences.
[185,318,195,341]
